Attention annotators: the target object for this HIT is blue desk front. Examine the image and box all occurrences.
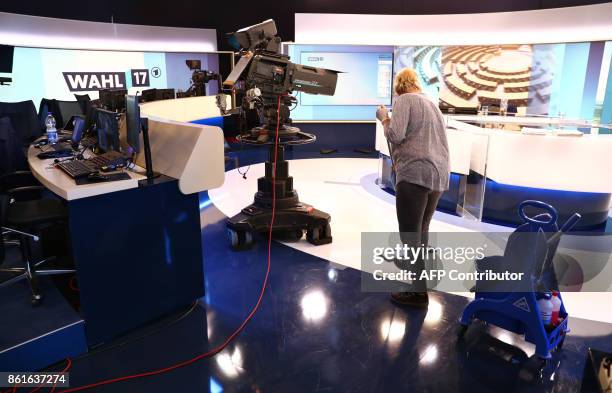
[67,176,204,346]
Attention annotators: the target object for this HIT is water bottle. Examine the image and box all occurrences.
[550,291,562,326]
[45,112,58,144]
[538,292,553,325]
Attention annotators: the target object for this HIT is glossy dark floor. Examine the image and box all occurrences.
[12,194,612,393]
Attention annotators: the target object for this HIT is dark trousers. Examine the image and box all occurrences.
[395,181,442,292]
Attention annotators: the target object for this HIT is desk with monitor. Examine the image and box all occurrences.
[27,96,225,346]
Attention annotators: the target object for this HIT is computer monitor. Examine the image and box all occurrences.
[141,88,158,103]
[70,116,86,148]
[158,89,175,100]
[62,115,77,132]
[74,94,91,115]
[99,88,127,112]
[94,107,120,152]
[125,94,156,180]
[82,105,94,134]
[0,45,14,73]
[125,95,141,153]
[141,88,175,102]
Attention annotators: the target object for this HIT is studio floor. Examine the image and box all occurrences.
[210,157,612,324]
[4,154,612,393]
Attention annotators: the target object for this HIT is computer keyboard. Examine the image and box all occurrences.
[80,136,97,148]
[57,151,129,179]
[57,160,97,179]
[87,150,127,169]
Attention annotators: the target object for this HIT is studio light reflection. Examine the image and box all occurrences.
[301,290,329,322]
[424,299,442,324]
[327,268,338,282]
[420,344,438,365]
[380,316,406,343]
[216,346,244,378]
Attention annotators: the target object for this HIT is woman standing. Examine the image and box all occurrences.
[376,67,450,307]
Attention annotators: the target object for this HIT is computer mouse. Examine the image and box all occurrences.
[100,165,117,173]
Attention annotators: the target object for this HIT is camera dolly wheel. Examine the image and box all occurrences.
[228,228,254,251]
[306,223,332,246]
[284,229,304,241]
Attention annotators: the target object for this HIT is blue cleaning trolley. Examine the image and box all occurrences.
[457,200,581,380]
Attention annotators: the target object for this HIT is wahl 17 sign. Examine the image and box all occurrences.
[62,69,150,92]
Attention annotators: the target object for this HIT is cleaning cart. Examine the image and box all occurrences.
[457,200,581,380]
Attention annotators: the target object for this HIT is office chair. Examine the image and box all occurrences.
[0,172,41,242]
[0,116,28,174]
[57,101,85,127]
[0,191,75,305]
[38,99,84,130]
[0,100,40,143]
[74,94,91,115]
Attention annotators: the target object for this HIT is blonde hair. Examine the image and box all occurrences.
[394,67,421,95]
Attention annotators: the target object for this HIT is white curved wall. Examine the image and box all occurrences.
[295,4,612,46]
[140,96,227,122]
[0,12,216,52]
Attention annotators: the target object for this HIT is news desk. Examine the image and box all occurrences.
[28,107,225,346]
[375,115,612,229]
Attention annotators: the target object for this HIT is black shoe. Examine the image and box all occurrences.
[390,292,429,307]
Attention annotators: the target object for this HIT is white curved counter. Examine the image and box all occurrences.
[28,96,227,200]
[139,95,229,123]
[375,117,612,194]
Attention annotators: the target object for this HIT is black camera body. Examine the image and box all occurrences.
[246,53,338,97]
[184,59,220,97]
[223,19,338,250]
[223,20,339,139]
[242,52,338,133]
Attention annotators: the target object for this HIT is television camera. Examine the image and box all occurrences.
[219,19,340,250]
[184,59,221,97]
[221,19,338,142]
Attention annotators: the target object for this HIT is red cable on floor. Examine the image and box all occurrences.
[69,277,79,292]
[47,358,72,393]
[48,95,283,393]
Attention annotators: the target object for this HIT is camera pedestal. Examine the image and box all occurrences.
[226,140,332,250]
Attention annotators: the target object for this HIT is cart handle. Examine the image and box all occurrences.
[548,212,581,244]
[559,212,581,233]
[519,200,558,226]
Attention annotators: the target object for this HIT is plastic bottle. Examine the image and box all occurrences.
[550,291,562,326]
[538,292,553,326]
[45,112,58,144]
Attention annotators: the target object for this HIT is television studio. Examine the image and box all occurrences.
[0,2,612,392]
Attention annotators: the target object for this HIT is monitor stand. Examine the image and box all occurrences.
[140,118,160,183]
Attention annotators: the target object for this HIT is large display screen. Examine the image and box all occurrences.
[286,44,395,121]
[286,41,611,126]
[393,42,612,123]
[0,45,15,73]
[298,52,392,106]
[0,47,226,107]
